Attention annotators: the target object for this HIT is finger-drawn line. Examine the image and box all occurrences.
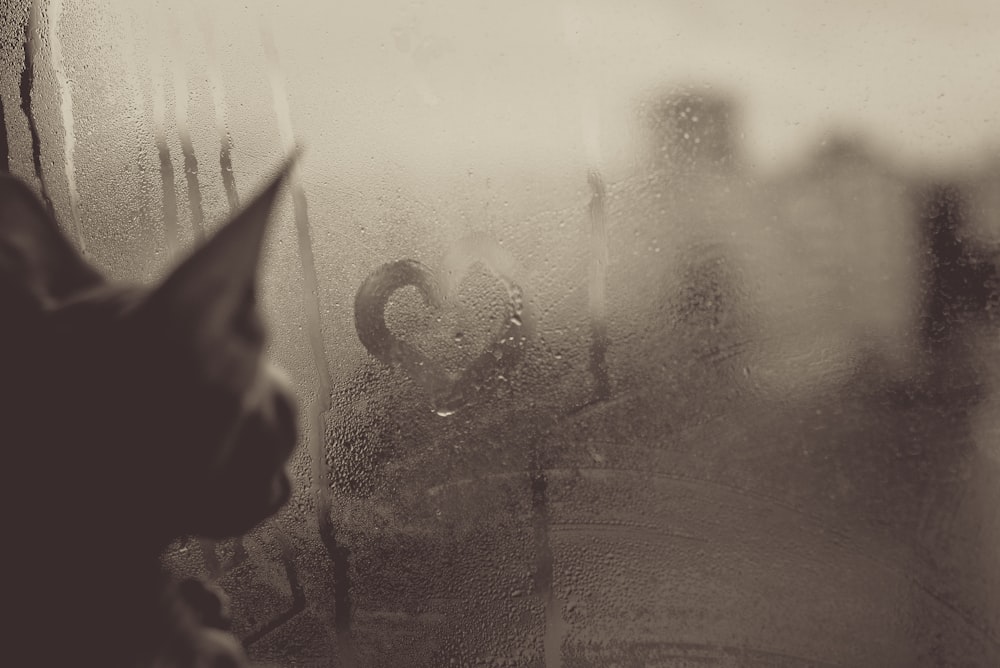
[47,0,85,253]
[242,530,307,647]
[354,240,529,415]
[0,93,9,172]
[200,15,239,212]
[261,24,352,665]
[167,14,204,242]
[151,72,178,256]
[586,170,610,401]
[20,1,54,217]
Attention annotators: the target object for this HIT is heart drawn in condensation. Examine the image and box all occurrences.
[354,237,531,415]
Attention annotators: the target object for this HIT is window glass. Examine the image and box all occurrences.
[5,0,1000,665]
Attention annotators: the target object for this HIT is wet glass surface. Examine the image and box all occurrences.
[3,0,1000,665]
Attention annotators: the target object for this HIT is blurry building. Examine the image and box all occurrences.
[615,87,1000,394]
[607,89,755,396]
[638,87,742,177]
[962,156,1000,251]
[740,133,921,388]
[915,182,1000,362]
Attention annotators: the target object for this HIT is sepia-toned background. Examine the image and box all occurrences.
[3,0,1000,665]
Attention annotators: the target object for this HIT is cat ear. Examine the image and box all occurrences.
[142,152,298,348]
[0,175,103,311]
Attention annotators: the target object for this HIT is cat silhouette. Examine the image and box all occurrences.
[1,155,300,666]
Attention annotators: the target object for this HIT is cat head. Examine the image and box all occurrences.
[0,158,299,543]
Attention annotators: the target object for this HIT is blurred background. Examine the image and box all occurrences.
[4,0,1000,665]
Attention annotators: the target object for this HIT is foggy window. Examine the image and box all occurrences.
[4,0,1000,665]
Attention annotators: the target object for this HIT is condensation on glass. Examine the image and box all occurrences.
[4,0,1000,665]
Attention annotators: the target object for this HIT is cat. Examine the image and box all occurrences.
[1,155,300,666]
